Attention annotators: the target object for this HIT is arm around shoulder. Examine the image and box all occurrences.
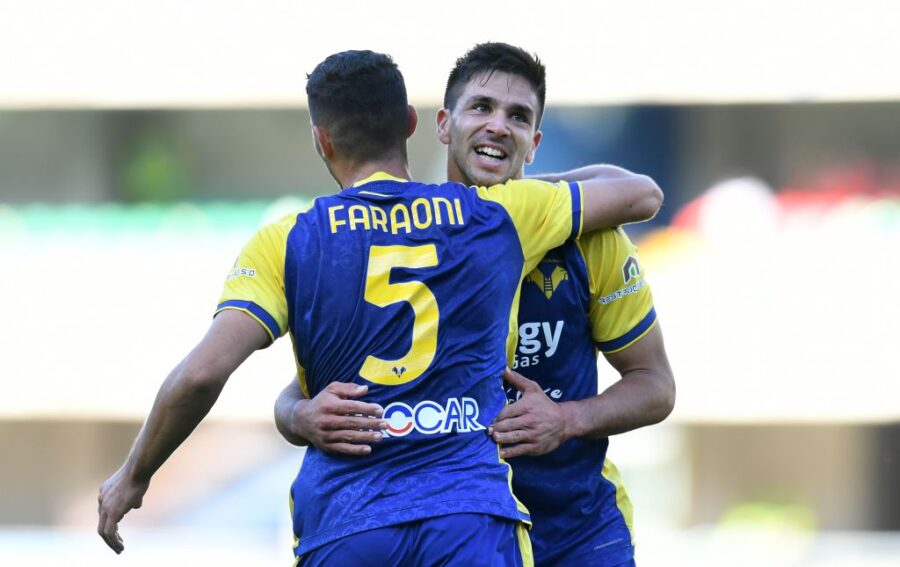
[575,168,663,233]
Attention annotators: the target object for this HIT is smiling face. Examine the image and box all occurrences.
[437,71,543,187]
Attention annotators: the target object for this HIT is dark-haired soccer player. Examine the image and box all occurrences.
[275,43,675,566]
[97,49,662,565]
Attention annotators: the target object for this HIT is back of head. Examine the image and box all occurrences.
[307,50,409,162]
[443,42,547,127]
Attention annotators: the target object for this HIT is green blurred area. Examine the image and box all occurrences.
[719,500,818,532]
[121,134,190,202]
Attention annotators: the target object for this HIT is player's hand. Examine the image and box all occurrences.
[291,382,387,456]
[490,368,570,458]
[97,464,149,554]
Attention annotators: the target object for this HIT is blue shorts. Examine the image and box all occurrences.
[541,545,635,567]
[297,513,532,567]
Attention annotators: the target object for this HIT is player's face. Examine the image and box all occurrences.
[437,71,543,187]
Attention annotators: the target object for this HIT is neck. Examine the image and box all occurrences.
[446,159,466,185]
[334,155,412,189]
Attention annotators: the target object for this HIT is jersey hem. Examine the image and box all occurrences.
[538,539,634,566]
[294,500,530,557]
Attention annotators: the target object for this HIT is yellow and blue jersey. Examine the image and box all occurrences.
[508,227,656,566]
[216,172,582,557]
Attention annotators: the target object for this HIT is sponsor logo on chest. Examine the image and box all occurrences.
[513,320,563,370]
[505,384,564,403]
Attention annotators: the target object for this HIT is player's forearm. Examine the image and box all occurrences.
[579,174,663,232]
[125,360,228,483]
[529,164,636,184]
[561,369,675,439]
[532,164,663,225]
[274,386,311,447]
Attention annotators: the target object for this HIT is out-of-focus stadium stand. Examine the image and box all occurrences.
[1,1,898,107]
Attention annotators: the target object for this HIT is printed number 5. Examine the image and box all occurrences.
[360,245,440,385]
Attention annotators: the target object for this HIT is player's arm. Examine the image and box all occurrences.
[274,378,310,446]
[273,376,386,455]
[491,326,675,458]
[561,227,675,439]
[492,229,674,457]
[481,172,661,274]
[530,163,638,184]
[564,323,675,439]
[576,167,663,232]
[97,310,269,554]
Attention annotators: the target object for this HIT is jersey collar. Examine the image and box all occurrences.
[350,171,410,187]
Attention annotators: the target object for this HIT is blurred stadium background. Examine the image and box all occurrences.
[1,1,898,565]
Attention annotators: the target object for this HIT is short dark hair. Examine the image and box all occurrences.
[443,42,547,127]
[306,50,409,162]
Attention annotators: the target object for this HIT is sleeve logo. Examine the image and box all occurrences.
[599,256,645,305]
[226,266,257,280]
[622,256,641,283]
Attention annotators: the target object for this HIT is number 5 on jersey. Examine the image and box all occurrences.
[360,245,440,385]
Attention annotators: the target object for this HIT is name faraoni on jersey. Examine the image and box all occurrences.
[327,196,465,235]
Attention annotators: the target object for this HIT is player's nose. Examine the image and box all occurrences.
[484,113,510,137]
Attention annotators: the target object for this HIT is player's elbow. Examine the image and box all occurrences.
[176,359,229,400]
[654,371,676,422]
[631,175,663,222]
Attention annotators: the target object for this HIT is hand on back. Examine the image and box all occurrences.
[294,382,387,456]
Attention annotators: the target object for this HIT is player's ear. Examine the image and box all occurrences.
[525,129,543,165]
[436,108,451,146]
[312,125,334,159]
[406,105,418,139]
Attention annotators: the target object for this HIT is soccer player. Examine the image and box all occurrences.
[275,43,675,566]
[96,50,662,564]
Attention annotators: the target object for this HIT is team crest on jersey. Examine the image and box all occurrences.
[622,256,641,283]
[526,262,569,300]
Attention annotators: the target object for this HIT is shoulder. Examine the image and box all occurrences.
[247,209,309,252]
[265,210,302,234]
[575,227,630,261]
[476,178,559,197]
[473,179,573,215]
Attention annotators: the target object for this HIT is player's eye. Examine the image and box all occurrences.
[511,112,529,123]
[472,103,489,113]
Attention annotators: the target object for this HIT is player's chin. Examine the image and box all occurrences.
[468,165,512,188]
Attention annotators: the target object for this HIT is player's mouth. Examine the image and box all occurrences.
[473,144,508,167]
